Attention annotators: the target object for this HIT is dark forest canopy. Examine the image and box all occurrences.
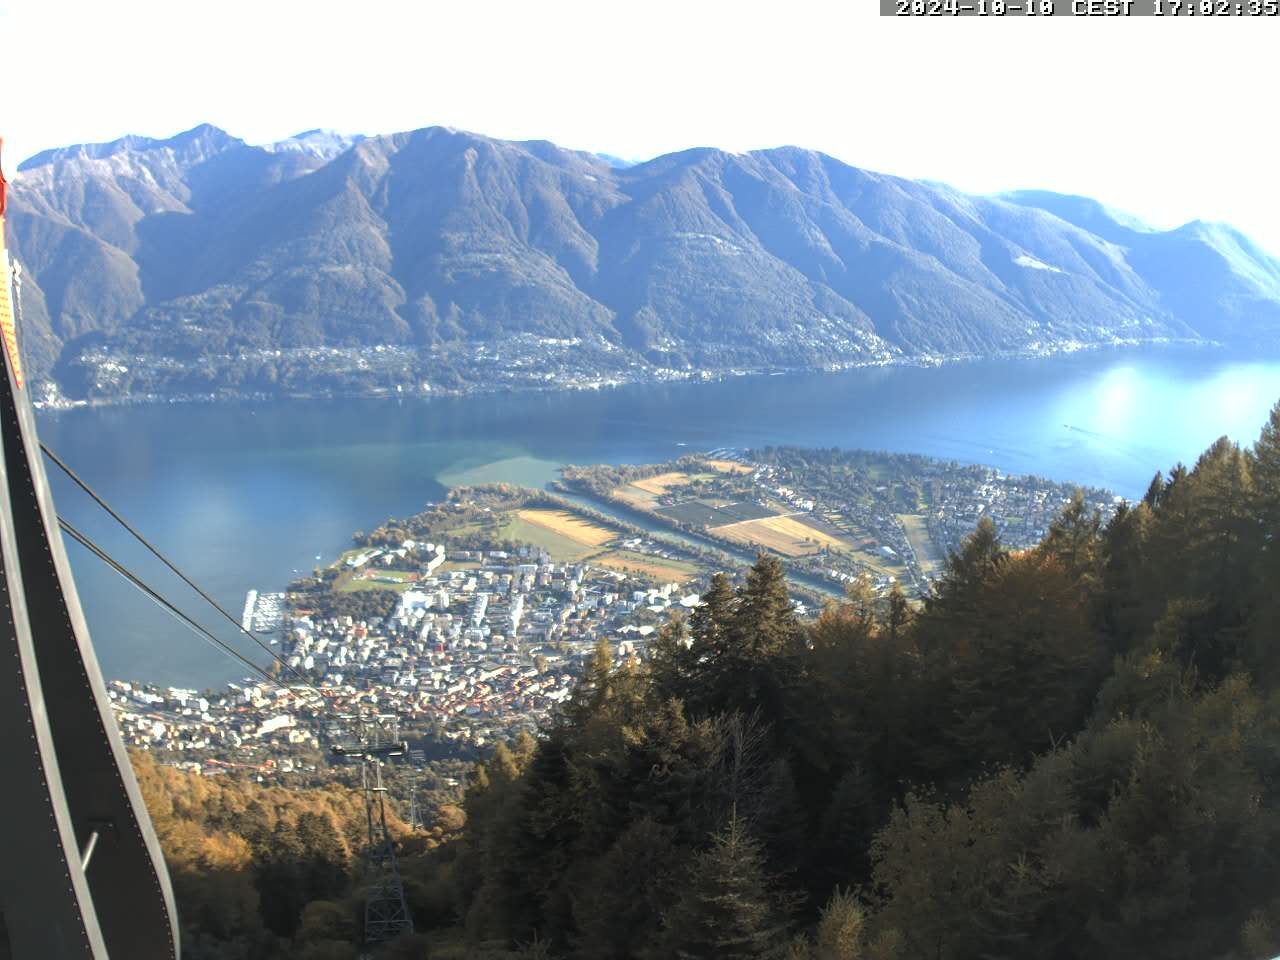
[150,400,1280,959]
[435,400,1280,959]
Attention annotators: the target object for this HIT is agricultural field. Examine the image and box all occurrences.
[656,501,741,526]
[704,459,754,475]
[484,509,621,562]
[613,484,660,509]
[655,499,775,527]
[630,472,692,495]
[494,518,593,560]
[591,550,700,584]
[613,471,716,508]
[897,514,945,576]
[516,509,616,546]
[711,513,850,557]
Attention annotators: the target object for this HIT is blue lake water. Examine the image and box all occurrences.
[36,346,1280,689]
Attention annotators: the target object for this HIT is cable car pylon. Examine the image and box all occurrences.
[332,714,415,954]
[0,137,179,958]
[407,785,424,832]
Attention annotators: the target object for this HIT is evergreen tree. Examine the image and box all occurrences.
[1252,401,1280,531]
[1040,488,1102,589]
[650,615,693,704]
[571,818,682,959]
[1247,402,1280,681]
[935,551,1104,777]
[658,815,788,960]
[812,888,867,960]
[1100,502,1154,653]
[918,517,1006,656]
[734,554,801,661]
[689,572,737,664]
[1143,470,1166,509]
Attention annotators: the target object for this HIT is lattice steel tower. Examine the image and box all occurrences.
[407,785,425,831]
[333,715,414,954]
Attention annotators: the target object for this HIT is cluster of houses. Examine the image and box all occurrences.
[712,455,1118,594]
[109,543,706,772]
[921,469,1119,556]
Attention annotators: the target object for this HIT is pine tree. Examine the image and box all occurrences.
[1247,402,1280,681]
[659,815,787,960]
[938,551,1103,775]
[571,818,681,959]
[690,572,737,660]
[565,637,614,726]
[926,517,1005,625]
[813,887,867,960]
[756,758,807,876]
[916,517,1006,663]
[1143,470,1166,509]
[816,765,879,888]
[701,555,802,725]
[1100,502,1154,653]
[1041,488,1102,588]
[1252,401,1280,523]
[650,616,693,704]
[735,554,800,660]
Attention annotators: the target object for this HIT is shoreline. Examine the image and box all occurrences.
[32,335,1222,414]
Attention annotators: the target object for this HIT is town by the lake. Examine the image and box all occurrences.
[108,446,1119,801]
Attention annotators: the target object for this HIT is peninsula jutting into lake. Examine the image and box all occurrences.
[107,441,1117,770]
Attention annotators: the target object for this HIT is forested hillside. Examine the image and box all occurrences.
[131,752,461,959]
[9,124,1280,400]
[146,401,1280,958]
[428,401,1280,959]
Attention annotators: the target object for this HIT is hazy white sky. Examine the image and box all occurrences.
[2,0,1276,251]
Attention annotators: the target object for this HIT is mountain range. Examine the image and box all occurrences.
[6,123,1280,401]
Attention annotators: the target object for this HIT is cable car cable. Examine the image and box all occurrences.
[41,442,328,697]
[58,517,367,730]
[58,518,285,690]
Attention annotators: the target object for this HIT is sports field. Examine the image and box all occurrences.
[336,569,419,593]
[711,513,849,557]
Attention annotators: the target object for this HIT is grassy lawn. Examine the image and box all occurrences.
[897,513,945,575]
[336,577,415,594]
[438,560,482,574]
